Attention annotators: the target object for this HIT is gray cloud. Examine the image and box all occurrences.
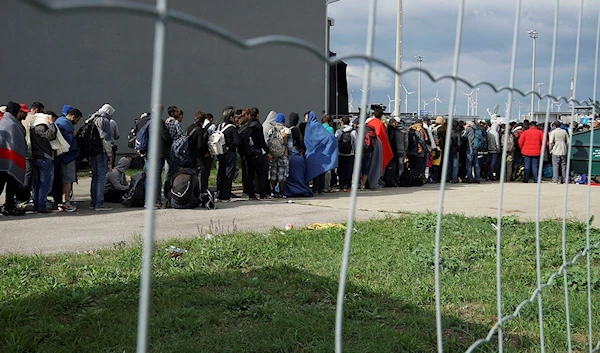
[329,0,600,117]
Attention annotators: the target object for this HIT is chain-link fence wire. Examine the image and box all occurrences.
[25,0,600,352]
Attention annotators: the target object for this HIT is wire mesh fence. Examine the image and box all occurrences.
[25,0,600,352]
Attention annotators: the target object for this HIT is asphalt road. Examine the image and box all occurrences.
[1,178,598,254]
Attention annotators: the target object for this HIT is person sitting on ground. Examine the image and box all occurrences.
[104,156,131,203]
[168,168,201,209]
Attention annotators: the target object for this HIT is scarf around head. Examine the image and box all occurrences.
[304,111,338,182]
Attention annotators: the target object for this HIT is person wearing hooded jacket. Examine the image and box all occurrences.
[0,102,27,216]
[104,157,131,202]
[287,112,304,153]
[487,122,501,181]
[88,104,114,210]
[463,120,481,183]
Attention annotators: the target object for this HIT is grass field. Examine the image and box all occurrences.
[1,214,599,352]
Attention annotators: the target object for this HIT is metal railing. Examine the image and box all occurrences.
[26,0,600,352]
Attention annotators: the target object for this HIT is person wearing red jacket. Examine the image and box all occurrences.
[518,121,544,183]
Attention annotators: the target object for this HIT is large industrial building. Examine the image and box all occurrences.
[2,0,347,152]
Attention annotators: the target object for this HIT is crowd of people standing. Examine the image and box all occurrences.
[0,99,583,215]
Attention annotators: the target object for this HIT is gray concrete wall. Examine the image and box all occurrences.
[2,0,325,152]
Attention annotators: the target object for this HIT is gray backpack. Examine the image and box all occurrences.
[268,127,286,158]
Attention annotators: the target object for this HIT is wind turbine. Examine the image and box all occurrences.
[402,85,415,114]
[422,99,430,116]
[555,100,563,112]
[431,90,442,116]
[463,91,474,116]
[387,95,395,114]
[513,99,524,119]
[487,104,500,120]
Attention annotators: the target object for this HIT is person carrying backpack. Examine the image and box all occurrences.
[267,113,291,198]
[214,106,240,202]
[82,104,115,210]
[185,111,211,193]
[164,106,184,193]
[335,116,356,191]
[462,120,481,183]
[133,104,171,207]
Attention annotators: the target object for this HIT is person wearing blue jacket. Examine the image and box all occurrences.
[55,107,82,212]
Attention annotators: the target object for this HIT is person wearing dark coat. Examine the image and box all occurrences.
[186,111,211,193]
[287,112,305,154]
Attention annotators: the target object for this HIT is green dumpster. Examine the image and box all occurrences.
[570,127,600,175]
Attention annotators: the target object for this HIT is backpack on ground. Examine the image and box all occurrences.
[364,126,377,153]
[201,190,216,210]
[268,127,287,158]
[338,130,353,155]
[473,127,486,150]
[77,116,104,158]
[398,168,424,187]
[170,168,199,208]
[122,172,146,207]
[135,119,152,157]
[208,123,234,156]
[171,127,201,168]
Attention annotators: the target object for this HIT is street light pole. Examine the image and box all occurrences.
[416,54,424,118]
[393,0,403,117]
[325,0,342,115]
[528,30,538,121]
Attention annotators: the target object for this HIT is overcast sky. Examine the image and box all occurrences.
[328,0,600,118]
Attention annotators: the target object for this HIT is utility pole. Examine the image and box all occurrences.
[393,0,403,117]
[416,54,424,118]
[528,30,538,121]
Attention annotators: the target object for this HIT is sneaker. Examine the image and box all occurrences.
[63,202,78,212]
[58,204,66,212]
[359,186,366,191]
[2,207,25,216]
[220,198,232,203]
[256,196,271,201]
[95,206,113,211]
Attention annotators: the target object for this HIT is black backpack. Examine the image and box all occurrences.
[122,172,146,207]
[170,168,199,207]
[77,116,104,158]
[338,130,353,154]
[127,115,143,148]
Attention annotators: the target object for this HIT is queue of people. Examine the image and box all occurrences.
[0,99,589,215]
